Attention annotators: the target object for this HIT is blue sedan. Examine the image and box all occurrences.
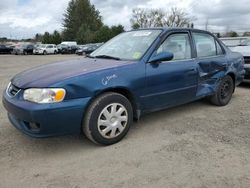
[2,28,245,145]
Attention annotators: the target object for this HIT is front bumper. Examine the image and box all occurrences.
[2,90,91,138]
[243,64,250,82]
[33,50,43,54]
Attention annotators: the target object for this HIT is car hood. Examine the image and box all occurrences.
[11,57,134,88]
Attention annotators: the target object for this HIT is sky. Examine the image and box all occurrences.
[0,0,250,39]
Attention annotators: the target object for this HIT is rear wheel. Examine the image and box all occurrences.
[83,92,133,145]
[43,51,47,55]
[209,75,234,106]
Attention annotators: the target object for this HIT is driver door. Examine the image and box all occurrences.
[143,31,198,111]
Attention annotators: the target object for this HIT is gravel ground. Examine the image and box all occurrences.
[0,55,250,188]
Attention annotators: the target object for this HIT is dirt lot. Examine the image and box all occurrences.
[0,55,250,188]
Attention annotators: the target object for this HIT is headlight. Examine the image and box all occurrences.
[23,88,66,104]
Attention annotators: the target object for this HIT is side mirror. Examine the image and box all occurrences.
[148,52,174,63]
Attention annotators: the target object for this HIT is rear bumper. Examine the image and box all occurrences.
[2,91,90,138]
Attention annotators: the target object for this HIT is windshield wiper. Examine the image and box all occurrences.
[94,55,121,60]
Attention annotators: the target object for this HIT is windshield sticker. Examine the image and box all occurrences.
[102,74,118,85]
[133,31,152,37]
[133,52,142,59]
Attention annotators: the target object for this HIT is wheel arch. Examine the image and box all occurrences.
[89,87,141,120]
[227,72,236,91]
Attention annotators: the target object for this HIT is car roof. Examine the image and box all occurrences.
[132,27,212,34]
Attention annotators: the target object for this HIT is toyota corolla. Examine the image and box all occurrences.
[2,28,245,145]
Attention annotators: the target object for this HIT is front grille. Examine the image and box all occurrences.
[244,56,250,64]
[7,83,20,97]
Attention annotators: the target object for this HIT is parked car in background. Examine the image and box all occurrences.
[220,37,249,47]
[60,41,77,46]
[57,42,77,54]
[56,44,66,54]
[2,28,245,145]
[61,45,78,54]
[229,38,250,82]
[75,45,87,55]
[0,45,13,54]
[33,44,58,55]
[13,44,34,55]
[76,43,103,55]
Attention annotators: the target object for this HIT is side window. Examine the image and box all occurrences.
[47,45,52,48]
[193,32,216,58]
[216,40,223,55]
[156,33,191,61]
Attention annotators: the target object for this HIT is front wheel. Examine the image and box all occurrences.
[83,92,133,145]
[209,75,234,106]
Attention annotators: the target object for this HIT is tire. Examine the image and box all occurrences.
[54,50,57,54]
[209,75,234,106]
[83,92,133,145]
[23,51,27,55]
[43,51,47,55]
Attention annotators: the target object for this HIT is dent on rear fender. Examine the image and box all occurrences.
[196,62,227,97]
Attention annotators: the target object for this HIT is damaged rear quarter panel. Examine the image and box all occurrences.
[196,51,244,98]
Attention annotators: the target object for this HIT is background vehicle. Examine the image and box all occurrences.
[76,43,103,55]
[13,44,34,55]
[220,37,249,47]
[2,28,245,145]
[33,44,58,55]
[0,45,13,54]
[229,38,250,82]
[61,45,78,54]
[60,41,77,46]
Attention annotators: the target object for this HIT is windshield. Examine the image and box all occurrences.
[91,29,162,60]
[240,39,250,46]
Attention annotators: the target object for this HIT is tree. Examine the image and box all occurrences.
[62,0,103,42]
[130,7,193,29]
[110,25,124,38]
[93,25,125,43]
[130,8,165,28]
[165,7,193,27]
[40,31,62,44]
[243,32,250,37]
[34,33,43,42]
[52,30,62,44]
[42,32,51,44]
[225,31,239,37]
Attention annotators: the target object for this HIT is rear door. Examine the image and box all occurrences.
[143,31,198,111]
[191,32,227,97]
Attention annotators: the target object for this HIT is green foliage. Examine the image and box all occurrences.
[41,30,62,44]
[62,0,103,42]
[0,37,8,42]
[34,33,43,42]
[243,32,250,37]
[93,25,125,43]
[52,31,62,45]
[33,0,125,44]
[225,31,239,37]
